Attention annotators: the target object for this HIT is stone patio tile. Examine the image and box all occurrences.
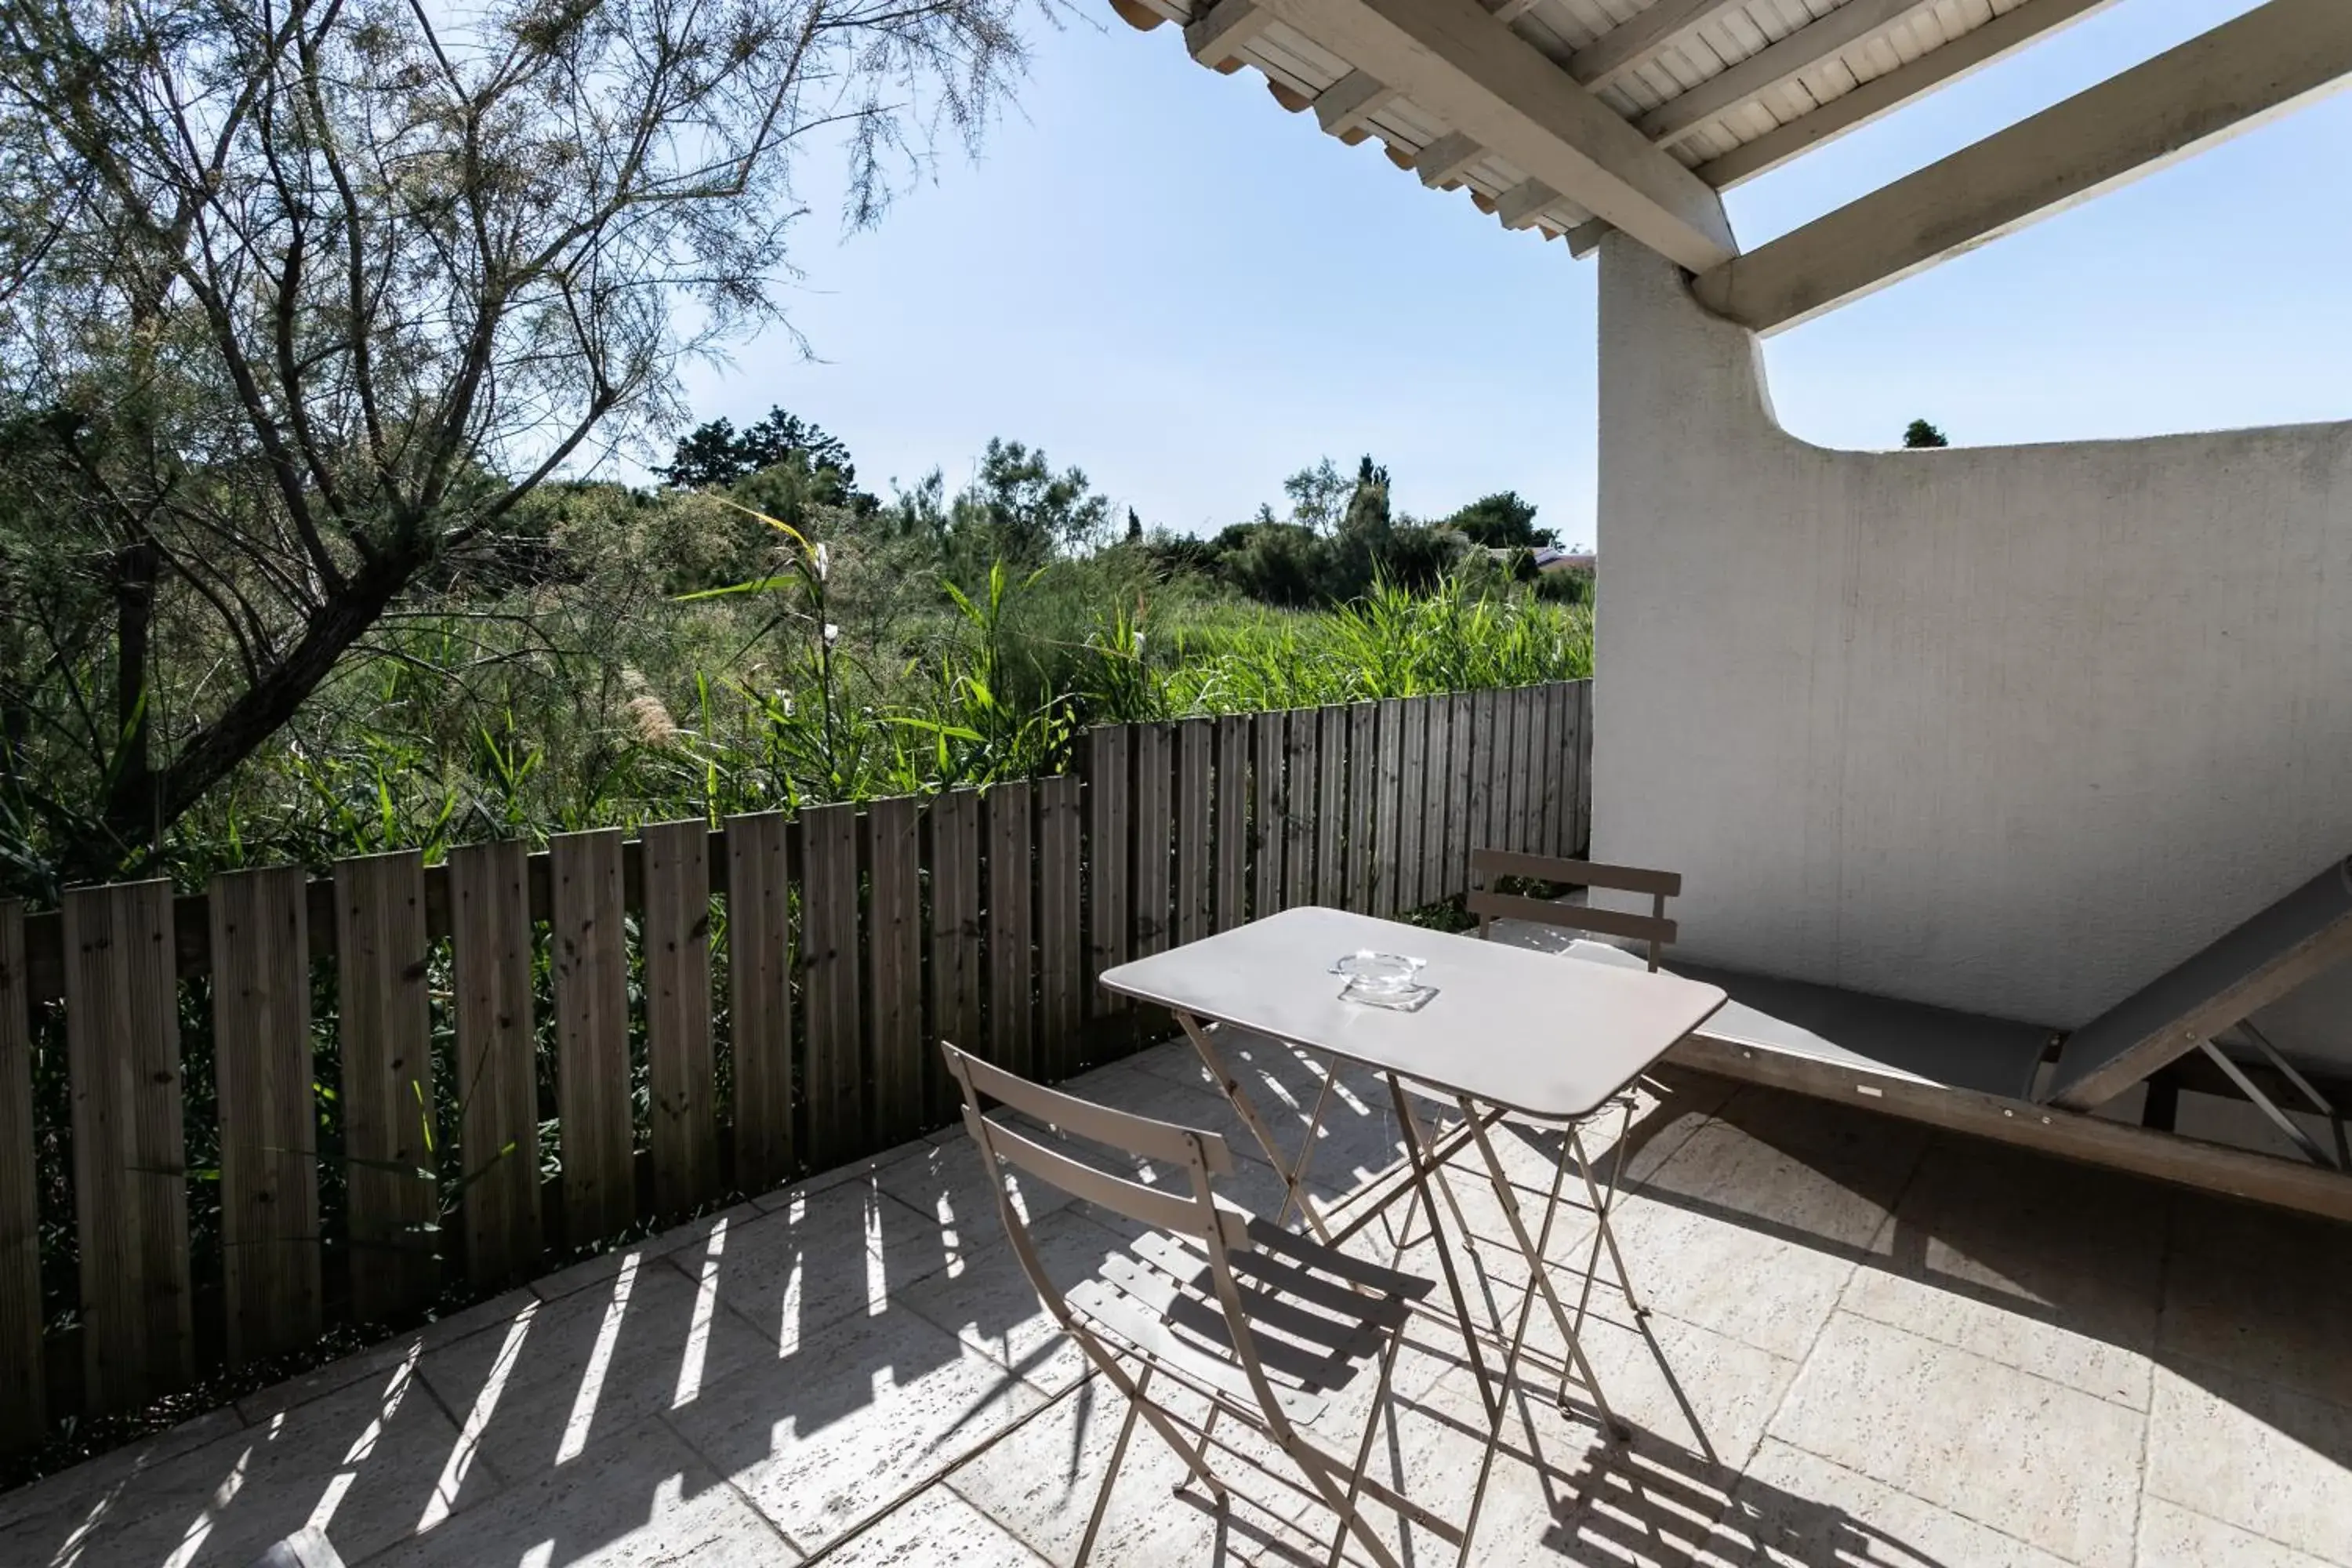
[529,1202,760,1302]
[874,1131,1078,1245]
[945,1372,1326,1567]
[1337,1294,1800,1566]
[412,1243,773,1481]
[1692,1438,2074,1567]
[360,1415,795,1567]
[692,1171,960,1351]
[0,1345,489,1568]
[1338,1359,1726,1567]
[0,1403,248,1533]
[892,1207,1140,1396]
[1598,1088,1928,1361]
[1050,1062,1273,1166]
[660,1293,1044,1553]
[749,1138,934,1213]
[2136,1495,2346,1568]
[1134,1033,1415,1194]
[2143,1360,2352,1566]
[2161,1192,2352,1410]
[1837,1136,2165,1409]
[820,1482,1047,1566]
[1766,1312,2143,1568]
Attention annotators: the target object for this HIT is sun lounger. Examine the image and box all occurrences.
[1470,850,2352,1223]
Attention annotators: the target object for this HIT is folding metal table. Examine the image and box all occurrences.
[1098,906,1727,1451]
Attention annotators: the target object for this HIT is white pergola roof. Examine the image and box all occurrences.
[1116,0,2352,330]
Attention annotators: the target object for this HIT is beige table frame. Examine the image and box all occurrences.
[1100,908,1726,1559]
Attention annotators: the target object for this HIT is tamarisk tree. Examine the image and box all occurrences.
[0,0,1028,886]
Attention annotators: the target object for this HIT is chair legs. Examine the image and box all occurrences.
[1076,1366,1152,1568]
[1080,1338,1421,1568]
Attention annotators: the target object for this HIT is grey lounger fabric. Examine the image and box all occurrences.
[1558,939,2049,1102]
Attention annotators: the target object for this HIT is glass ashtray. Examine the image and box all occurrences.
[1330,950,1425,996]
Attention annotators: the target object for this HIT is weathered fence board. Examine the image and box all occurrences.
[1251,712,1285,921]
[1037,777,1083,1080]
[987,783,1037,1076]
[869,797,924,1147]
[1507,687,1528,851]
[1348,702,1378,912]
[1451,692,1481,896]
[1576,680,1594,853]
[1534,685,1563,857]
[336,851,437,1324]
[550,831,634,1247]
[1469,688,1499,867]
[1315,706,1346,907]
[450,842,541,1289]
[1132,724,1171,960]
[1085,729,1132,1040]
[1283,710,1317,909]
[1396,699,1427,913]
[1421,697,1453,901]
[1373,699,1404,916]
[211,866,321,1366]
[1176,720,1212,946]
[0,901,44,1451]
[727,811,794,1192]
[1214,715,1249,931]
[930,790,985,1094]
[802,803,865,1167]
[65,880,192,1414]
[1534,686,1552,851]
[641,819,717,1218]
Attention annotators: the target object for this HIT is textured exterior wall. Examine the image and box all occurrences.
[1592,234,2352,1060]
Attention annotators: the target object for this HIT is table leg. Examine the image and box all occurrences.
[1178,1011,1337,1243]
[1457,1096,1626,1443]
[1384,1074,1501,1429]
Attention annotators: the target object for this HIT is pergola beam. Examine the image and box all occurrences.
[1569,0,1755,93]
[1313,69,1399,136]
[1495,177,1559,228]
[1414,131,1485,186]
[1250,0,1738,268]
[1638,0,1947,146]
[1691,0,2120,191]
[1186,0,1271,67]
[1693,0,2352,334]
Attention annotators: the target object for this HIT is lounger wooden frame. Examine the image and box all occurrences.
[1468,849,2352,1225]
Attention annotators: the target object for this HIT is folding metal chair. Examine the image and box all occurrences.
[942,1042,1457,1568]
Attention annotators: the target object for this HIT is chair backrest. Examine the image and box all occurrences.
[1466,848,1681,971]
[940,1042,1252,1275]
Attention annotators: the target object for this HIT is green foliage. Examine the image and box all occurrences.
[0,414,1593,892]
[1904,419,1951,449]
[659,408,865,495]
[1443,492,1556,551]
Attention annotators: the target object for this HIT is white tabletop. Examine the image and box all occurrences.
[1098,907,1727,1120]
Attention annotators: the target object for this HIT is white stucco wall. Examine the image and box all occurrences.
[1590,234,2352,1062]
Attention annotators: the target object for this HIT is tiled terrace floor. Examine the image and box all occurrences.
[5,1036,2350,1567]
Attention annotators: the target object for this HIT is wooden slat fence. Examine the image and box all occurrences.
[0,679,1588,1446]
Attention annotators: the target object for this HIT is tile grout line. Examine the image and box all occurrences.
[647,1404,812,1562]
[787,1364,1090,1566]
[1762,1428,2112,1568]
[2126,1192,2179,1566]
[1740,1125,1934,1479]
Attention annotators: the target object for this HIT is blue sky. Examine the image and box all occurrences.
[673,0,2352,548]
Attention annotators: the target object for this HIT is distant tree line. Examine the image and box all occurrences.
[651,408,1588,610]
